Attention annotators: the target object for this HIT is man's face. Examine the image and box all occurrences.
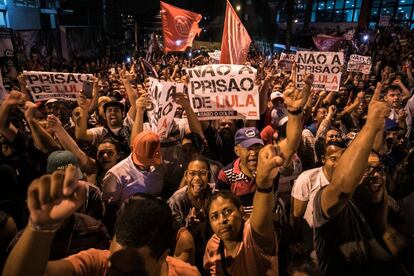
[185,160,209,198]
[323,145,345,181]
[181,139,198,161]
[338,86,347,100]
[208,196,244,242]
[325,129,342,144]
[97,142,119,171]
[359,153,386,204]
[384,89,402,109]
[316,108,328,124]
[52,102,71,124]
[218,119,236,141]
[235,144,263,175]
[385,129,404,149]
[105,106,124,127]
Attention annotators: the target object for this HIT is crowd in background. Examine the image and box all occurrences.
[0,25,414,276]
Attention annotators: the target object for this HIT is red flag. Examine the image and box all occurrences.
[220,0,252,64]
[312,34,343,51]
[160,1,202,53]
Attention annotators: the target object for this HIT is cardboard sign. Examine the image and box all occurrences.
[279,53,295,71]
[147,78,181,139]
[186,64,259,120]
[347,54,372,75]
[296,51,344,91]
[23,71,93,102]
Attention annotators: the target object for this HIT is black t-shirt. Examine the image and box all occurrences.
[313,187,408,276]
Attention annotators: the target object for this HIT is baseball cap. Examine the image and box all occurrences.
[103,100,125,112]
[270,91,283,101]
[385,118,403,132]
[47,150,83,178]
[45,98,58,106]
[132,131,162,167]
[234,127,264,148]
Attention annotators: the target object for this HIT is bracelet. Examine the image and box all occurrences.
[256,186,273,193]
[29,218,61,233]
[287,108,303,115]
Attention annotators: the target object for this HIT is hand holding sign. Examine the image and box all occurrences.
[174,92,191,109]
[136,93,152,111]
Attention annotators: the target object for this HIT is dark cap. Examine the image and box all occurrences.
[234,127,264,148]
[103,101,125,112]
[385,118,403,132]
[47,150,82,177]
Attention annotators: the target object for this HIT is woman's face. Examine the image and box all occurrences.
[208,197,244,242]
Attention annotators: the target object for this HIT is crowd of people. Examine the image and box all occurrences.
[0,24,414,276]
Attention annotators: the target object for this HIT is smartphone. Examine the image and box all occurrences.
[83,80,94,99]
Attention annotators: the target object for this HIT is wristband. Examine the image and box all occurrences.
[287,108,303,115]
[29,218,60,233]
[256,186,273,193]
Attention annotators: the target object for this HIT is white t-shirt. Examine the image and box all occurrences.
[101,155,165,205]
[87,114,133,146]
[291,167,329,227]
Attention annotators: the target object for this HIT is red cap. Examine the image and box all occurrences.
[132,131,162,167]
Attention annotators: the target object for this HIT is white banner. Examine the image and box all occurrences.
[147,78,181,139]
[347,54,372,75]
[23,71,93,102]
[296,51,344,91]
[187,64,260,120]
[279,53,295,71]
[208,50,221,61]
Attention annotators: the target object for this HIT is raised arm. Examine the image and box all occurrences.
[174,92,204,139]
[0,91,24,141]
[75,93,94,143]
[258,72,276,115]
[320,82,390,218]
[48,114,97,175]
[24,101,60,154]
[87,77,99,115]
[2,166,86,276]
[130,93,151,146]
[316,105,336,139]
[278,73,313,166]
[250,145,284,255]
[120,70,138,119]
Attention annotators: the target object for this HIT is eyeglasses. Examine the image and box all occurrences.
[186,170,209,178]
[364,165,385,177]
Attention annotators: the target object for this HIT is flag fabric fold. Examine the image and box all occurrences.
[312,34,343,51]
[220,0,252,65]
[160,1,202,53]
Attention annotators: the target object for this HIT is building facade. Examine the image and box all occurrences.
[0,0,59,30]
[272,0,414,31]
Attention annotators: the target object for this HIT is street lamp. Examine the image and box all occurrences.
[236,5,241,11]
